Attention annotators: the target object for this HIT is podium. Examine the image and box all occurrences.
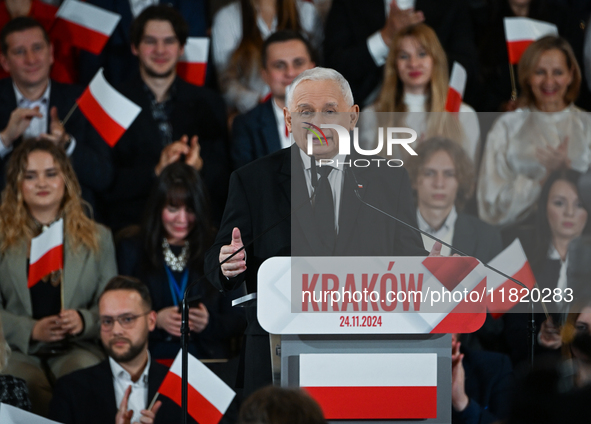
[257,256,488,423]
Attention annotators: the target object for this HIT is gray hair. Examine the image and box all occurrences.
[285,67,354,110]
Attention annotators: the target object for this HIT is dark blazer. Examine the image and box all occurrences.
[452,347,513,424]
[100,75,229,231]
[452,213,503,264]
[117,236,246,360]
[204,144,426,395]
[49,359,195,424]
[79,0,208,86]
[231,100,281,169]
[0,79,113,212]
[324,0,480,108]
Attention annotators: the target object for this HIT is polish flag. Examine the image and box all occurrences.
[444,62,466,113]
[504,18,558,64]
[177,38,209,86]
[486,238,536,317]
[28,219,63,289]
[158,351,235,424]
[300,353,437,420]
[53,0,121,55]
[77,69,142,147]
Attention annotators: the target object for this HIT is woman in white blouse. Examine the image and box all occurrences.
[359,23,480,163]
[212,0,322,114]
[478,35,590,227]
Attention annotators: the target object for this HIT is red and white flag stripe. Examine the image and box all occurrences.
[445,62,466,113]
[77,68,141,147]
[158,351,235,424]
[300,353,437,420]
[28,218,63,288]
[486,238,536,317]
[177,37,209,86]
[504,17,558,64]
[54,0,121,55]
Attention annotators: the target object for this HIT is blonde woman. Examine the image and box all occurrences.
[0,139,117,415]
[360,23,480,163]
[478,36,591,227]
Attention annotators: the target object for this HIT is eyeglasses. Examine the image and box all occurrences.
[99,312,150,331]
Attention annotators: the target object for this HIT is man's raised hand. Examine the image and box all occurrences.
[219,227,246,278]
[0,106,43,147]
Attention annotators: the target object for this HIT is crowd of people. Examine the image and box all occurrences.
[0,1,590,424]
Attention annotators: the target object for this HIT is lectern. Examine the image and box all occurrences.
[257,256,487,424]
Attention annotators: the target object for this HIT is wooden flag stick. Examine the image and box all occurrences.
[508,63,518,102]
[148,392,159,411]
[61,102,79,127]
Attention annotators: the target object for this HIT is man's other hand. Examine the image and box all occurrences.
[0,106,43,147]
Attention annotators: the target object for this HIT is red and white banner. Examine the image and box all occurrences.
[158,351,235,424]
[53,0,121,55]
[504,17,558,64]
[445,62,466,113]
[77,68,142,147]
[28,219,63,288]
[258,256,487,335]
[177,38,209,87]
[301,353,437,419]
[486,238,536,317]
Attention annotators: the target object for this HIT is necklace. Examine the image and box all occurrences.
[162,238,189,272]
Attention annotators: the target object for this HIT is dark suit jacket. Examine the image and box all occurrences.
[204,144,426,395]
[452,347,513,424]
[117,236,246,360]
[0,79,113,213]
[49,359,196,424]
[324,0,480,108]
[452,213,503,264]
[79,0,208,87]
[100,75,229,231]
[231,100,281,169]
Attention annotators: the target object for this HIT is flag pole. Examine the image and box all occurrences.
[148,393,159,410]
[60,103,79,128]
[508,64,517,101]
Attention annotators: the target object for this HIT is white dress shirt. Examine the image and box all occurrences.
[110,355,151,424]
[272,99,292,149]
[416,206,458,256]
[299,148,346,233]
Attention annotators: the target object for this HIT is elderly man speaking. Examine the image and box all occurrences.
[205,67,432,397]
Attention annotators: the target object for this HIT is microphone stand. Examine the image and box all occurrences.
[346,166,538,367]
[178,165,321,424]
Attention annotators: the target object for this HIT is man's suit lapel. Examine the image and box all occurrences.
[260,101,281,155]
[451,214,476,257]
[335,161,366,255]
[148,361,167,402]
[99,360,119,418]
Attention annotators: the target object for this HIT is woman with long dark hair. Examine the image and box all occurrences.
[117,162,246,361]
[212,0,321,113]
[505,169,590,365]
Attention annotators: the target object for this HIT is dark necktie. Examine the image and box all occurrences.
[314,166,336,255]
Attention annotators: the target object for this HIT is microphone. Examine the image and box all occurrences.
[310,155,319,189]
[345,165,527,290]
